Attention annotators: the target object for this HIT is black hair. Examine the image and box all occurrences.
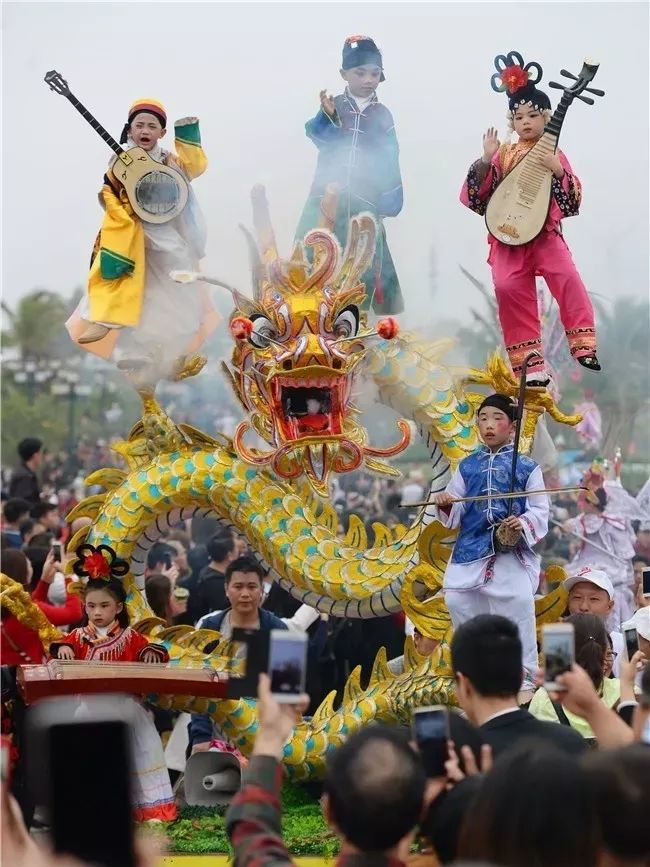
[30,502,58,520]
[17,437,42,462]
[23,546,50,589]
[458,741,599,867]
[224,555,265,585]
[0,548,30,585]
[29,532,54,548]
[19,518,35,540]
[583,745,650,860]
[564,613,607,691]
[450,614,522,698]
[83,578,129,627]
[146,542,175,571]
[593,488,607,513]
[420,776,482,864]
[3,498,32,524]
[324,726,426,851]
[207,533,236,564]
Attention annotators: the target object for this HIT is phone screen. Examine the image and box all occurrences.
[268,632,307,700]
[52,542,63,562]
[624,628,639,661]
[543,627,574,688]
[48,720,135,867]
[642,568,650,597]
[412,708,449,777]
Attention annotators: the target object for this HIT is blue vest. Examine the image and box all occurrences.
[451,445,537,564]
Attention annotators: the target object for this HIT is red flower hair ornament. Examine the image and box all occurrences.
[73,544,129,582]
[501,65,529,94]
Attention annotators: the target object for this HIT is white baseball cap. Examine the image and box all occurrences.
[563,566,615,601]
[624,606,650,641]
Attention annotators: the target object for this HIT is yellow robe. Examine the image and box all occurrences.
[69,119,210,357]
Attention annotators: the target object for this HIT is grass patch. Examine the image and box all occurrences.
[166,785,339,856]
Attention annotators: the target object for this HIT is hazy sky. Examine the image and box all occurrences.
[2,1,648,329]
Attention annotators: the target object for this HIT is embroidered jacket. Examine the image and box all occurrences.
[451,445,539,564]
[49,623,168,663]
[304,90,403,217]
[460,140,582,235]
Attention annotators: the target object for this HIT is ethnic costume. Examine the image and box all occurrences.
[295,37,403,315]
[434,406,549,689]
[50,622,176,821]
[460,52,597,383]
[67,99,219,365]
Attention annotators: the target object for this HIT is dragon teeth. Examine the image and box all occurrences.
[275,376,339,388]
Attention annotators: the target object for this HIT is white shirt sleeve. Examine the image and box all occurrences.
[282,604,319,632]
[520,466,549,547]
[432,469,467,529]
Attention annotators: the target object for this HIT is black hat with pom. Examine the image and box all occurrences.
[491,50,551,112]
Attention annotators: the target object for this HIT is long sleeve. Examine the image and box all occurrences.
[433,469,467,530]
[460,152,501,216]
[32,580,83,627]
[550,151,582,218]
[520,466,550,548]
[189,712,214,747]
[173,118,208,181]
[305,107,343,148]
[226,755,296,867]
[282,605,319,633]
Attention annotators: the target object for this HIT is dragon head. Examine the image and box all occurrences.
[225,185,410,496]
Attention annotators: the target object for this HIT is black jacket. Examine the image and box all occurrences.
[190,565,228,623]
[8,463,40,505]
[480,707,587,756]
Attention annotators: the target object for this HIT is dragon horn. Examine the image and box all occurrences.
[238,224,265,299]
[251,184,279,265]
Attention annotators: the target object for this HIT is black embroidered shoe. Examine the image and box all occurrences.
[577,354,601,372]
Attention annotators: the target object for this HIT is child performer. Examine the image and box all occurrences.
[432,394,549,694]
[49,572,176,821]
[68,99,218,369]
[460,51,599,386]
[295,35,404,315]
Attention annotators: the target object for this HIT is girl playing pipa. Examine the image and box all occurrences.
[460,51,601,387]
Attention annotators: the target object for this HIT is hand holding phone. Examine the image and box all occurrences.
[624,627,639,662]
[412,706,450,777]
[542,623,575,691]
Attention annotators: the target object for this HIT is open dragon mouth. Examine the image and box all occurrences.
[272,375,345,441]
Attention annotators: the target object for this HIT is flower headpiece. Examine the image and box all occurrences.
[491,50,551,112]
[73,544,129,582]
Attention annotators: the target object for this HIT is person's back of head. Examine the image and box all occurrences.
[146,542,175,572]
[17,437,42,463]
[421,776,482,864]
[457,740,599,867]
[1,548,30,585]
[451,614,522,698]
[584,745,650,864]
[145,573,172,621]
[323,726,426,852]
[565,612,607,691]
[207,532,235,566]
[3,498,32,525]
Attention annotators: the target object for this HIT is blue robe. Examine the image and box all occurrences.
[295,89,404,315]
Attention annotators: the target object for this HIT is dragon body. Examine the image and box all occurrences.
[3,188,579,778]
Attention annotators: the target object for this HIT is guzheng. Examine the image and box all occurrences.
[485,60,603,246]
[18,660,229,704]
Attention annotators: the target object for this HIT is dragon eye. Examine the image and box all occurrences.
[332,305,359,339]
[249,314,277,349]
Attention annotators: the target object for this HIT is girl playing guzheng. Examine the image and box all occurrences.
[49,546,176,821]
[460,51,599,387]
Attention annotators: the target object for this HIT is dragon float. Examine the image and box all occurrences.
[2,185,580,779]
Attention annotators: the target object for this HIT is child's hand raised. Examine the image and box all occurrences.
[320,90,336,118]
[482,127,500,163]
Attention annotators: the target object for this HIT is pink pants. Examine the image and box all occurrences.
[489,230,596,375]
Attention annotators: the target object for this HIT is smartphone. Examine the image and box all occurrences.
[27,695,137,867]
[268,630,308,702]
[642,567,650,598]
[412,706,449,777]
[624,627,639,661]
[543,623,575,690]
[52,542,63,562]
[1,735,11,786]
